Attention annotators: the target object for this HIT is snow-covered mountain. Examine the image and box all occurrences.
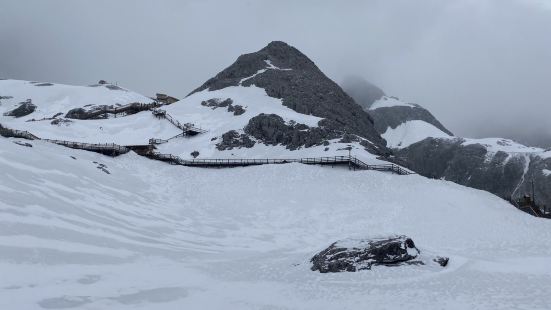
[0,42,390,163]
[2,137,551,309]
[344,77,551,213]
[2,41,551,309]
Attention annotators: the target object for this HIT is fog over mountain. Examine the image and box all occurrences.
[1,0,550,147]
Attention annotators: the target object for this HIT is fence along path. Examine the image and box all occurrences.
[146,152,414,175]
[0,124,413,175]
[70,102,161,120]
[152,109,207,137]
[1,123,133,156]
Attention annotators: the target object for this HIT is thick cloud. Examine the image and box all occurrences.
[1,0,550,146]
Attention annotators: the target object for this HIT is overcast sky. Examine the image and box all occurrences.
[1,0,550,146]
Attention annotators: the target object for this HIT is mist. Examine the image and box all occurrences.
[1,0,550,147]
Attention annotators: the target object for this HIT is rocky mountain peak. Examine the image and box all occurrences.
[189,41,389,154]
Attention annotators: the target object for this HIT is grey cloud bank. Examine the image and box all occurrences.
[1,0,550,146]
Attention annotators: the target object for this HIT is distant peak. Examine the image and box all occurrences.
[261,41,294,53]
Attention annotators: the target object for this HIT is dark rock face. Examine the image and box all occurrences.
[370,105,453,136]
[311,236,435,273]
[201,98,246,116]
[51,118,73,126]
[244,113,339,150]
[340,76,386,110]
[65,108,98,120]
[216,130,255,150]
[190,41,387,154]
[228,104,245,116]
[202,98,233,108]
[3,100,36,118]
[397,137,551,209]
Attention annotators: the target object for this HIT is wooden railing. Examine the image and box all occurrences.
[0,126,39,140]
[0,124,413,175]
[71,102,159,120]
[42,139,130,155]
[145,153,415,175]
[149,138,168,145]
[152,109,207,135]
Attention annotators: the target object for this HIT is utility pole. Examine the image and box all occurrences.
[347,145,352,170]
[531,179,536,208]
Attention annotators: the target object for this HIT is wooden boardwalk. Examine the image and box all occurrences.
[152,109,207,136]
[0,126,39,140]
[1,123,413,175]
[146,152,414,175]
[42,139,132,156]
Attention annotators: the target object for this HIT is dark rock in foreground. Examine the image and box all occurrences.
[311,235,448,273]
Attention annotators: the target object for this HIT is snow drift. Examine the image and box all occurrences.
[1,138,550,309]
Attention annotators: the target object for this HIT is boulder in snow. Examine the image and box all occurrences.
[3,100,36,118]
[311,235,448,273]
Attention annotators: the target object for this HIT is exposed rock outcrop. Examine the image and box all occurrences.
[3,100,36,118]
[311,235,448,273]
[201,98,246,116]
[244,114,338,150]
[216,130,255,150]
[396,137,551,210]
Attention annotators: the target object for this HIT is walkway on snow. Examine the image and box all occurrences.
[0,124,413,175]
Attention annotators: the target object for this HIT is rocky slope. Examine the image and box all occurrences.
[396,137,551,209]
[343,78,551,210]
[189,41,388,156]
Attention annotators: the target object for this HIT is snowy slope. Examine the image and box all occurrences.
[369,96,415,110]
[382,120,452,148]
[1,137,551,309]
[0,79,153,118]
[462,137,544,155]
[0,79,182,145]
[0,78,387,164]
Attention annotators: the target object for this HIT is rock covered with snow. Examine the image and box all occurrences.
[311,235,448,273]
[3,99,36,118]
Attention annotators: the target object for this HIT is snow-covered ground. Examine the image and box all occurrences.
[382,120,452,148]
[0,79,386,164]
[0,80,176,145]
[0,80,153,119]
[1,137,550,310]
